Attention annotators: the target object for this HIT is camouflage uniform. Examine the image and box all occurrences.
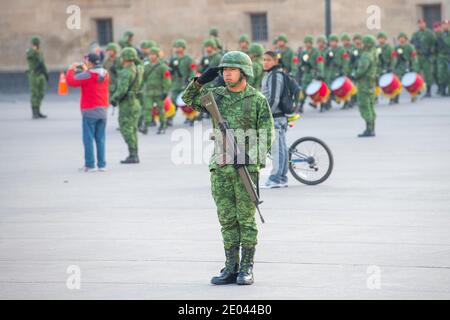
[411,26,436,96]
[182,51,274,286]
[26,36,48,119]
[198,39,223,75]
[110,48,143,163]
[238,34,251,55]
[352,35,378,137]
[436,23,450,96]
[118,31,134,49]
[209,27,223,52]
[141,47,172,134]
[248,43,264,91]
[103,42,122,97]
[276,34,295,74]
[393,33,419,77]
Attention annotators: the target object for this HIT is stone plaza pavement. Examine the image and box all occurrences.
[0,92,449,299]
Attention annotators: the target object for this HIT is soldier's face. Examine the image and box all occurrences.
[304,42,312,50]
[205,46,214,55]
[277,40,286,48]
[354,39,362,48]
[263,54,277,71]
[141,48,150,56]
[150,53,158,63]
[418,21,426,29]
[239,41,249,50]
[106,49,116,58]
[342,39,350,47]
[317,41,325,50]
[329,40,338,48]
[378,38,386,45]
[399,37,407,45]
[222,67,241,83]
[174,47,185,56]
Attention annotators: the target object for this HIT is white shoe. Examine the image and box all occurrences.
[79,167,97,173]
[260,180,282,189]
[280,181,289,188]
[98,167,108,172]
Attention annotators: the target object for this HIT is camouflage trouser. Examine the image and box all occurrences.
[437,56,450,87]
[357,89,376,125]
[118,97,141,151]
[144,95,165,127]
[28,73,46,110]
[210,167,258,249]
[418,55,434,87]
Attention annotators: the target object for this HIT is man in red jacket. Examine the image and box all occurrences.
[66,53,110,172]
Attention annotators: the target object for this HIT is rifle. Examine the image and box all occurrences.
[200,92,265,224]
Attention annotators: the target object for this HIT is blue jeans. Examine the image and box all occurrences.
[269,117,288,183]
[82,116,106,168]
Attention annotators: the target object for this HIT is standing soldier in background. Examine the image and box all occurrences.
[297,35,325,113]
[26,36,48,119]
[411,18,436,97]
[103,42,121,99]
[275,34,295,74]
[138,40,158,129]
[376,32,397,104]
[323,34,350,111]
[352,35,378,138]
[169,39,196,126]
[247,43,264,91]
[119,31,135,49]
[341,33,353,55]
[238,35,251,54]
[436,20,450,96]
[209,27,223,52]
[140,47,172,135]
[393,33,419,103]
[182,51,274,286]
[345,33,363,109]
[110,48,143,164]
[433,22,442,94]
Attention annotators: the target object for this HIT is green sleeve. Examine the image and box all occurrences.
[111,68,132,102]
[181,79,209,112]
[257,95,275,167]
[162,64,172,94]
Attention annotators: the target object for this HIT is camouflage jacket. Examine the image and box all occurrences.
[169,54,196,92]
[248,58,264,91]
[26,48,48,78]
[436,31,450,58]
[411,28,436,57]
[325,46,350,81]
[182,80,274,173]
[297,47,325,78]
[354,48,378,92]
[198,52,222,74]
[110,63,143,105]
[276,47,295,74]
[142,60,172,96]
[393,44,418,75]
[376,44,396,74]
[103,57,122,95]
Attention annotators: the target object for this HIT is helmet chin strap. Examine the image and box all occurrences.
[225,73,245,88]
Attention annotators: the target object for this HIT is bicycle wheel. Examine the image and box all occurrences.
[288,136,334,185]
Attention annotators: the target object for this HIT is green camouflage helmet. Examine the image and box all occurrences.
[209,27,219,37]
[121,47,138,61]
[316,35,327,44]
[277,34,288,43]
[106,42,119,52]
[353,33,363,41]
[123,31,134,38]
[304,35,314,44]
[238,34,250,43]
[140,40,157,49]
[31,36,41,46]
[341,33,351,41]
[362,35,376,48]
[173,39,187,48]
[248,43,264,57]
[398,32,408,40]
[219,51,254,78]
[203,38,217,48]
[328,34,339,42]
[149,47,160,56]
[377,32,388,39]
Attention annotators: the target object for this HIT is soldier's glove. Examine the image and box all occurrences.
[161,94,168,100]
[197,67,220,85]
[316,76,324,81]
[110,99,118,107]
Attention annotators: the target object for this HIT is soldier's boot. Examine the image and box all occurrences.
[370,121,376,137]
[358,122,370,138]
[340,102,348,110]
[236,246,255,285]
[393,95,400,104]
[389,98,396,105]
[211,246,239,285]
[139,122,148,134]
[32,108,40,119]
[166,117,173,127]
[437,85,443,96]
[148,120,156,127]
[37,106,47,119]
[424,85,432,98]
[411,95,417,103]
[120,149,140,164]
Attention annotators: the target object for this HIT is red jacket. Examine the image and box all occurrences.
[66,67,109,109]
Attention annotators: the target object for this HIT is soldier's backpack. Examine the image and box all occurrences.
[271,69,301,115]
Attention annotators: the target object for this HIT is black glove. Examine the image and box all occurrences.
[197,67,220,85]
[316,76,324,81]
[161,94,168,100]
[111,99,118,107]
